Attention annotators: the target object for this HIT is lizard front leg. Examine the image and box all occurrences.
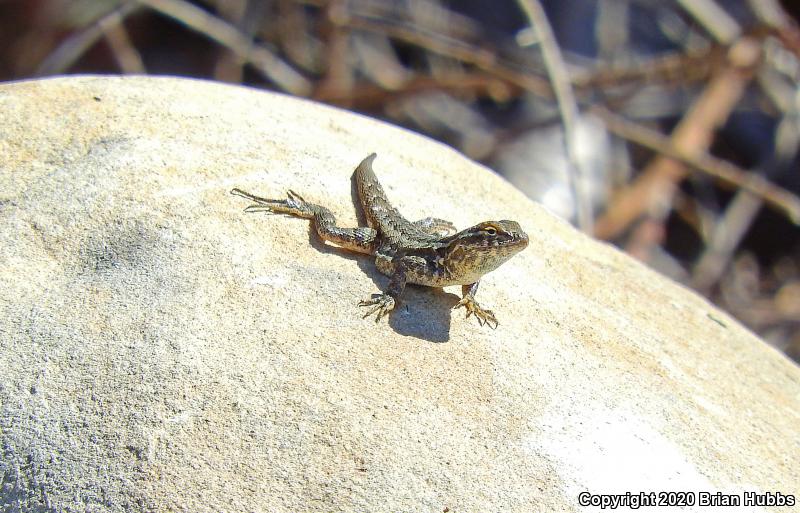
[454,281,498,329]
[359,256,410,322]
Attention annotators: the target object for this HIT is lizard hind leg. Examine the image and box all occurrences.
[231,187,377,254]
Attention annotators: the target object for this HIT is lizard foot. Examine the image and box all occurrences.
[230,188,311,216]
[358,293,396,322]
[454,295,498,329]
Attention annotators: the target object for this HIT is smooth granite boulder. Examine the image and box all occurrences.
[0,76,798,512]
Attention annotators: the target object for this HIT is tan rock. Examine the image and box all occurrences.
[0,76,797,512]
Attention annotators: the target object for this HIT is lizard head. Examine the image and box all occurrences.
[443,220,529,277]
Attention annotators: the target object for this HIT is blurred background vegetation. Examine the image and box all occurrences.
[1,0,798,360]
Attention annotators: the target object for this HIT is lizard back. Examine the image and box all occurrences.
[353,153,434,246]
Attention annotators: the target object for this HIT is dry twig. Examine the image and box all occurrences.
[593,106,800,224]
[515,0,592,232]
[594,37,762,241]
[137,0,311,95]
[36,1,142,75]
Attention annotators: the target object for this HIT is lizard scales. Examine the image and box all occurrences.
[231,153,528,328]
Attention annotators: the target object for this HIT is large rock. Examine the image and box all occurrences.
[0,76,798,512]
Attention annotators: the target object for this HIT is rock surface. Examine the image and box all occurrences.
[0,76,798,512]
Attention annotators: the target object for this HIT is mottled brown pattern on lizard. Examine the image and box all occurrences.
[231,153,528,328]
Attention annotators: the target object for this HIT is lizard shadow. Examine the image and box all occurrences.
[303,225,458,342]
[348,176,460,342]
[354,258,458,343]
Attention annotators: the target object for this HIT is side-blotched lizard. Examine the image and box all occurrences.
[231,154,528,328]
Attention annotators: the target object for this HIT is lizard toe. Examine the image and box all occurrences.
[454,296,498,328]
[359,293,395,321]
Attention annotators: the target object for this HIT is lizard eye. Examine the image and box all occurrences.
[485,227,497,236]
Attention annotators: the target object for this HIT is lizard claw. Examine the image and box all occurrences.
[231,188,312,216]
[358,293,396,322]
[287,189,306,204]
[454,295,498,329]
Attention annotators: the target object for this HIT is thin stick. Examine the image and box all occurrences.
[594,38,761,240]
[676,0,741,44]
[515,0,591,232]
[36,2,142,75]
[294,0,555,98]
[136,0,311,95]
[102,11,147,74]
[593,107,800,225]
[691,191,763,292]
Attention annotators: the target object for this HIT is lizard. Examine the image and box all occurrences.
[230,153,528,328]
